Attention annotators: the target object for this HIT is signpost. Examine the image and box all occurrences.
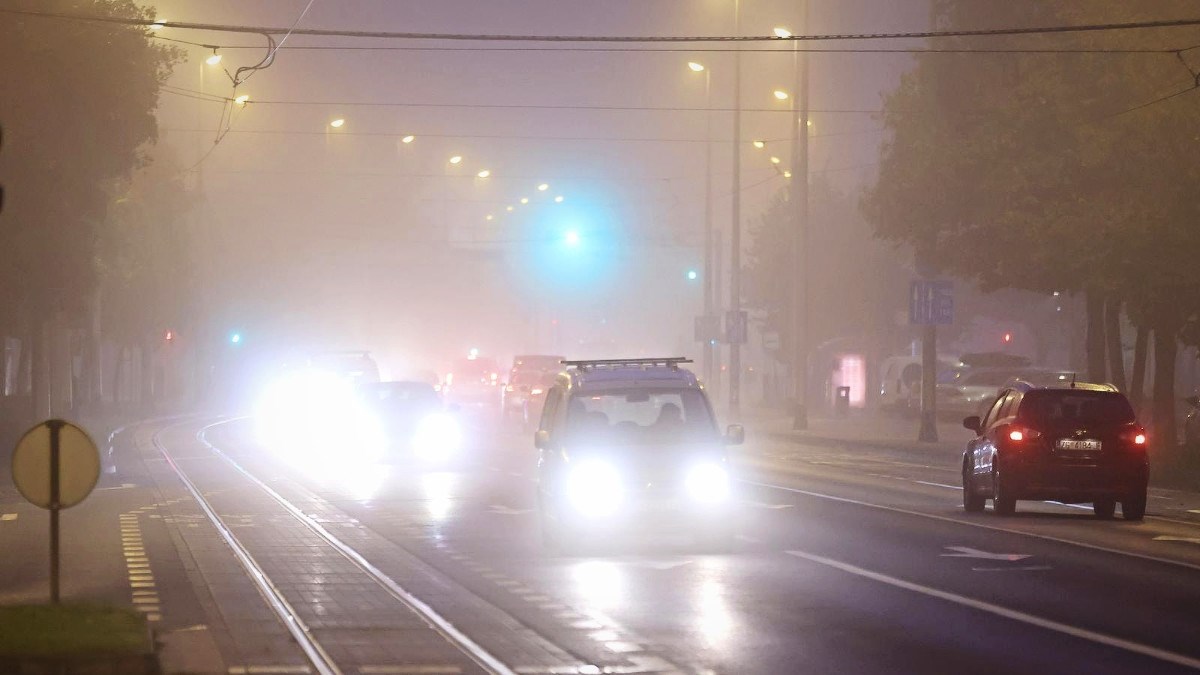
[11,419,101,603]
[910,280,954,442]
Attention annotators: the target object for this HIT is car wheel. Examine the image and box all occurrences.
[962,464,985,513]
[1093,498,1116,519]
[992,468,1017,515]
[1122,491,1147,521]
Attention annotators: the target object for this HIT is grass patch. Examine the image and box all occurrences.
[0,604,150,658]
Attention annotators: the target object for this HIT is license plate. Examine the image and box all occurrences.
[1056,438,1101,451]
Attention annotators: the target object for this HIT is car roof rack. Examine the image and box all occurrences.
[561,357,693,370]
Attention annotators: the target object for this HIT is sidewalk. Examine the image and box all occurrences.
[742,406,973,457]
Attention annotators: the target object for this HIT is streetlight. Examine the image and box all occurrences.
[537,183,549,191]
[774,90,789,101]
[773,27,792,39]
[477,169,491,178]
[770,156,781,165]
[554,195,564,203]
[486,214,494,221]
[149,21,165,31]
[449,155,463,164]
[564,230,581,247]
[206,49,222,66]
[520,197,529,204]
[752,140,765,149]
[329,118,345,128]
[401,135,415,144]
[506,205,514,212]
[234,94,250,105]
[688,58,717,390]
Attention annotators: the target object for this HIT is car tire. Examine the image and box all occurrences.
[1093,498,1116,519]
[962,465,985,513]
[1122,492,1147,521]
[992,468,1017,515]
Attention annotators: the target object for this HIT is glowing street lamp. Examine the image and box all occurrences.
[564,230,581,247]
[234,94,250,105]
[688,61,705,72]
[477,169,491,178]
[206,49,222,66]
[401,135,415,144]
[773,27,792,39]
[506,205,515,212]
[149,21,165,31]
[554,195,564,203]
[752,140,765,149]
[774,90,789,101]
[537,183,549,191]
[449,155,463,164]
[329,118,345,128]
[520,197,529,204]
[485,214,494,221]
[770,156,781,164]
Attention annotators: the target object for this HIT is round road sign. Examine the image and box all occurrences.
[11,419,100,510]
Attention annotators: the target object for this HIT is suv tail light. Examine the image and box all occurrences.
[1119,427,1148,448]
[1007,427,1042,442]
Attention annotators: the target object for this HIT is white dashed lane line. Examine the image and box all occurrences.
[1,513,17,521]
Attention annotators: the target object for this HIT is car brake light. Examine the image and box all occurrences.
[1008,427,1042,442]
[531,388,544,395]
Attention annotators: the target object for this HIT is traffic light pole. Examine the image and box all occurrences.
[702,69,715,389]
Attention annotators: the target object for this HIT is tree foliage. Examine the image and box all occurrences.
[862,0,1200,447]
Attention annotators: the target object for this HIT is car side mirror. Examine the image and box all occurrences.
[724,424,745,446]
[963,415,981,434]
[534,429,551,450]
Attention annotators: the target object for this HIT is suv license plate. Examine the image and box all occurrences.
[1056,439,1101,451]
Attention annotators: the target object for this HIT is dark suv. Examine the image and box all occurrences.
[961,380,1148,520]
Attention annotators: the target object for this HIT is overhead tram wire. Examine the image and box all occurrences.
[150,35,1188,55]
[158,126,884,144]
[5,8,1200,44]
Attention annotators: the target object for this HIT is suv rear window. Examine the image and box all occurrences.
[565,388,716,443]
[1018,390,1135,427]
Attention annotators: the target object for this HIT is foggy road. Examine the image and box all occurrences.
[47,415,1197,675]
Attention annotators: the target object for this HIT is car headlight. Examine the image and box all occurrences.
[413,413,462,460]
[565,459,623,517]
[686,462,730,503]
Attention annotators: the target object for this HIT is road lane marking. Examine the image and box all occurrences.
[1,513,16,521]
[744,479,1200,572]
[971,566,1053,572]
[359,667,463,674]
[785,549,1200,670]
[941,546,1030,561]
[1154,536,1200,545]
[914,480,960,490]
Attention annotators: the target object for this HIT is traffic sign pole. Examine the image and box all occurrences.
[48,420,62,604]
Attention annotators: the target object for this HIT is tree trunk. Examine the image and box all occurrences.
[1152,324,1179,457]
[1129,326,1150,409]
[1104,297,1127,391]
[1085,291,1106,383]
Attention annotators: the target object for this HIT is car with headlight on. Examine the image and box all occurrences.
[503,367,558,428]
[535,357,743,552]
[443,355,502,410]
[359,380,463,463]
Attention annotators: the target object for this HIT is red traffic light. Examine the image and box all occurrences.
[1002,332,1013,344]
[164,330,175,342]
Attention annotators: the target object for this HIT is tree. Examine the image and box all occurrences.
[863,1,1200,452]
[0,1,180,415]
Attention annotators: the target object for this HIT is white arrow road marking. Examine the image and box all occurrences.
[941,546,1031,561]
[488,505,534,516]
[1154,536,1200,545]
[785,549,1200,671]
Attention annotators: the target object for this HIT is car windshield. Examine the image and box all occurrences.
[511,370,555,386]
[362,382,439,408]
[565,388,716,443]
[1019,390,1136,427]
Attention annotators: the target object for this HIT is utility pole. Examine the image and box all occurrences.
[702,67,715,390]
[729,0,743,418]
[791,1,811,431]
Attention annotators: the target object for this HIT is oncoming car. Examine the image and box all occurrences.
[961,380,1149,520]
[535,357,743,551]
[359,381,462,463]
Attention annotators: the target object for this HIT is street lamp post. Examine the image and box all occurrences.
[729,0,743,418]
[784,3,811,430]
[688,62,716,391]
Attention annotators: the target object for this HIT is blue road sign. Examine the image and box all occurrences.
[910,280,954,326]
